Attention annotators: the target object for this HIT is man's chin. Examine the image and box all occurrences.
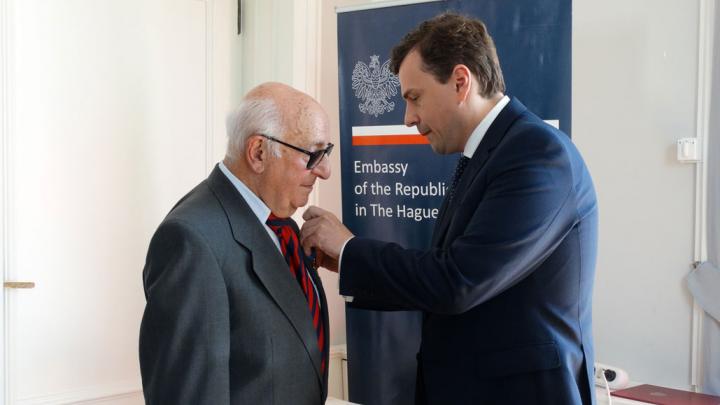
[429,142,458,155]
[296,197,310,210]
[428,142,444,154]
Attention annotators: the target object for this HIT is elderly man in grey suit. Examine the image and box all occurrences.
[139,82,333,404]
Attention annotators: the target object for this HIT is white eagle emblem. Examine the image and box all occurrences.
[351,55,400,117]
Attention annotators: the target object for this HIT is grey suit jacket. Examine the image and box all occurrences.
[139,165,329,404]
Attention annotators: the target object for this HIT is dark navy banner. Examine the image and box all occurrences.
[337,1,570,404]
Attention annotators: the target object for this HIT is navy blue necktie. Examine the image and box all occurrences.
[447,156,470,203]
[266,214,326,376]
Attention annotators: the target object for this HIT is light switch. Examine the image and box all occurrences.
[677,138,700,163]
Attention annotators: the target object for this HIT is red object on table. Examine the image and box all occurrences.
[611,384,720,405]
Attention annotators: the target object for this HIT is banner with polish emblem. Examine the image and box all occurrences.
[337,1,571,404]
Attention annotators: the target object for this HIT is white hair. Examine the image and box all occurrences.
[225,98,284,162]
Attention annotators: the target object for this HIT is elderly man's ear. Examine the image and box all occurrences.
[246,135,268,173]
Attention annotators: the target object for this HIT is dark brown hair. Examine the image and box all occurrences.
[390,13,505,97]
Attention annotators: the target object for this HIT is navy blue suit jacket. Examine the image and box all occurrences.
[339,98,598,405]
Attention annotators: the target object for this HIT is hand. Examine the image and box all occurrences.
[300,206,354,266]
[313,248,339,273]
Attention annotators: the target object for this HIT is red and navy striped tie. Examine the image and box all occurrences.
[266,214,326,376]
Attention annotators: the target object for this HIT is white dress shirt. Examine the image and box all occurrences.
[219,161,280,251]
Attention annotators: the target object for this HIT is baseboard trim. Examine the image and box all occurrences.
[16,381,142,405]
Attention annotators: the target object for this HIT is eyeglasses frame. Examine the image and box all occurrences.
[260,134,333,170]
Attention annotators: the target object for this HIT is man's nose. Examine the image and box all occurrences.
[404,105,418,127]
[311,155,331,180]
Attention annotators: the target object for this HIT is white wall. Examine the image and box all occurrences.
[574,0,699,389]
[237,0,295,91]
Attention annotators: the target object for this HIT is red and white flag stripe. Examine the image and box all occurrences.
[351,125,428,146]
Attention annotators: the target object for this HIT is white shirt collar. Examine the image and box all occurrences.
[463,95,510,158]
[218,162,321,304]
[218,161,271,224]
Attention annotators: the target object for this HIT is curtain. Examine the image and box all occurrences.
[704,3,720,394]
[688,4,720,394]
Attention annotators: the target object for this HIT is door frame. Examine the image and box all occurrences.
[691,0,717,392]
[1,0,13,401]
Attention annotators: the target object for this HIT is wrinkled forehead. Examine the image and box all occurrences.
[285,102,330,146]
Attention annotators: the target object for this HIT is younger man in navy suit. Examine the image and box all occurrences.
[302,13,598,405]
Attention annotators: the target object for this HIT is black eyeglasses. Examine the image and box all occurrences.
[261,134,334,170]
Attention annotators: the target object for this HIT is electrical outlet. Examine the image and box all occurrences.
[594,362,630,390]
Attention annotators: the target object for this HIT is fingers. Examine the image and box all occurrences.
[302,205,327,221]
[300,216,320,256]
[300,216,330,257]
[315,249,339,273]
[301,206,325,255]
[300,219,319,256]
[299,208,353,259]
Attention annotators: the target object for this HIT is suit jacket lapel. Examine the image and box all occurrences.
[432,180,454,245]
[206,166,325,390]
[432,98,528,247]
[304,252,330,392]
[293,222,331,394]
